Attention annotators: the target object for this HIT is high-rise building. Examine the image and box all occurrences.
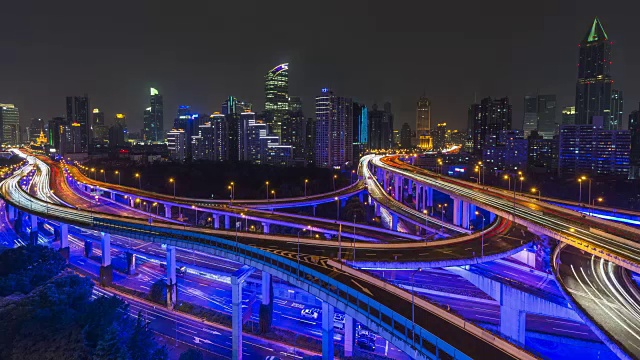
[315,88,353,168]
[238,111,256,161]
[575,17,615,129]
[210,114,227,161]
[416,97,432,149]
[264,63,289,139]
[558,119,631,178]
[352,103,368,160]
[48,117,63,152]
[368,103,393,150]
[28,118,45,144]
[527,131,559,174]
[108,123,126,148]
[629,105,640,179]
[166,129,186,161]
[562,106,576,125]
[114,114,128,141]
[523,96,538,138]
[281,96,305,160]
[0,104,19,145]
[143,88,164,142]
[483,130,528,172]
[470,97,512,155]
[537,95,557,139]
[611,89,624,131]
[400,123,412,149]
[222,96,251,115]
[304,117,316,165]
[432,123,447,150]
[66,95,90,151]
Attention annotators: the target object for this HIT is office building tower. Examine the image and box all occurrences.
[0,104,19,145]
[108,123,126,148]
[304,117,316,165]
[432,123,447,150]
[537,95,557,138]
[400,123,412,149]
[281,96,305,160]
[470,97,512,155]
[558,118,631,177]
[352,103,368,160]
[527,131,559,174]
[90,109,108,144]
[629,106,640,179]
[575,17,615,129]
[28,118,45,144]
[264,63,289,138]
[523,96,538,138]
[210,114,227,161]
[48,117,63,152]
[114,114,128,141]
[238,111,256,161]
[143,88,164,142]
[368,103,394,150]
[416,96,432,149]
[222,96,251,115]
[315,88,353,168]
[482,130,528,172]
[65,95,90,150]
[562,106,576,125]
[166,129,186,161]
[611,89,623,131]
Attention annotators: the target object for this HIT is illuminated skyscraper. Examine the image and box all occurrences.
[575,17,615,129]
[416,96,432,149]
[264,63,289,138]
[561,106,576,125]
[65,95,90,150]
[629,105,640,179]
[0,104,19,145]
[537,95,557,139]
[523,96,537,138]
[143,87,164,142]
[315,88,353,168]
[611,89,623,130]
[470,97,512,155]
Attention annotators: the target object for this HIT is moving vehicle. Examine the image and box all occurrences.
[300,308,321,320]
[356,336,376,352]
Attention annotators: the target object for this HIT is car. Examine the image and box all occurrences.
[300,308,321,320]
[356,327,377,341]
[264,357,281,360]
[356,336,376,352]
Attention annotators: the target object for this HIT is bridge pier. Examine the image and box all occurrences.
[321,301,335,360]
[126,251,136,275]
[6,204,14,221]
[29,214,38,245]
[262,222,270,234]
[416,185,422,210]
[394,175,402,201]
[164,204,172,218]
[462,202,470,229]
[166,245,177,309]
[391,213,399,231]
[84,239,93,257]
[260,272,273,333]
[501,305,526,345]
[213,214,220,229]
[470,204,477,220]
[110,192,116,201]
[452,198,462,226]
[232,265,255,360]
[374,202,381,217]
[100,233,113,286]
[59,224,69,259]
[312,205,317,216]
[225,215,230,229]
[344,314,354,357]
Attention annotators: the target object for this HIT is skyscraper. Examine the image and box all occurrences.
[143,87,164,142]
[537,95,557,138]
[264,63,289,138]
[368,103,393,150]
[352,103,368,160]
[400,123,412,149]
[28,118,45,143]
[222,96,251,115]
[561,106,576,125]
[416,97,432,149]
[629,105,640,179]
[611,89,623,131]
[523,96,538,138]
[432,123,447,150]
[471,97,512,155]
[66,95,90,151]
[281,96,305,160]
[0,104,19,145]
[575,17,614,129]
[92,109,108,144]
[315,88,353,168]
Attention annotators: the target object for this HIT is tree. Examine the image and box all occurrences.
[179,349,204,360]
[148,279,166,305]
[342,197,366,222]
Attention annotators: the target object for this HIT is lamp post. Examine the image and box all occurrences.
[91,168,96,180]
[352,214,357,262]
[531,187,541,201]
[437,203,447,231]
[271,190,276,200]
[191,205,198,226]
[135,173,141,189]
[304,179,308,197]
[297,228,308,277]
[476,211,485,257]
[503,175,511,191]
[351,170,356,184]
[152,202,159,215]
[478,161,485,184]
[169,178,176,198]
[115,170,120,185]
[335,197,340,220]
[591,197,603,216]
[578,176,586,204]
[101,169,105,182]
[519,176,525,193]
[422,209,429,238]
[411,267,423,350]
[333,174,337,191]
[229,182,235,201]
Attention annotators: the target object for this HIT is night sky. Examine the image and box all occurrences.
[1,0,638,132]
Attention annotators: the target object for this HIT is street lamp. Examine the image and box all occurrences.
[135,173,141,189]
[335,196,340,220]
[591,197,603,216]
[474,167,480,184]
[230,182,235,201]
[478,161,485,184]
[351,170,356,184]
[437,203,448,231]
[192,205,199,226]
[152,202,159,215]
[519,176,525,193]
[503,175,511,191]
[265,181,269,201]
[422,209,429,238]
[115,170,120,185]
[91,168,96,180]
[100,169,105,182]
[271,190,276,200]
[476,211,485,258]
[333,174,337,191]
[531,187,541,201]
[304,179,308,197]
[411,267,423,350]
[297,227,308,277]
[169,178,176,198]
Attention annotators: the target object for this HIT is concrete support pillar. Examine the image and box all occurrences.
[100,233,112,286]
[262,222,270,234]
[225,215,231,229]
[358,192,364,203]
[500,306,526,345]
[110,192,116,201]
[129,198,134,207]
[394,175,402,201]
[462,201,470,229]
[470,204,477,220]
[408,179,413,199]
[29,214,38,245]
[452,198,462,226]
[59,224,69,259]
[383,171,389,191]
[391,213,399,231]
[344,315,354,357]
[374,202,381,217]
[231,266,255,360]
[84,240,93,258]
[340,198,346,208]
[7,204,14,221]
[260,272,273,333]
[426,187,434,207]
[416,185,422,211]
[166,245,177,309]
[490,212,496,223]
[312,205,317,216]
[126,252,136,275]
[164,204,172,218]
[213,214,220,229]
[322,302,335,360]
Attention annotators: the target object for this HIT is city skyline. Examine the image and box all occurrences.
[0,1,638,133]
